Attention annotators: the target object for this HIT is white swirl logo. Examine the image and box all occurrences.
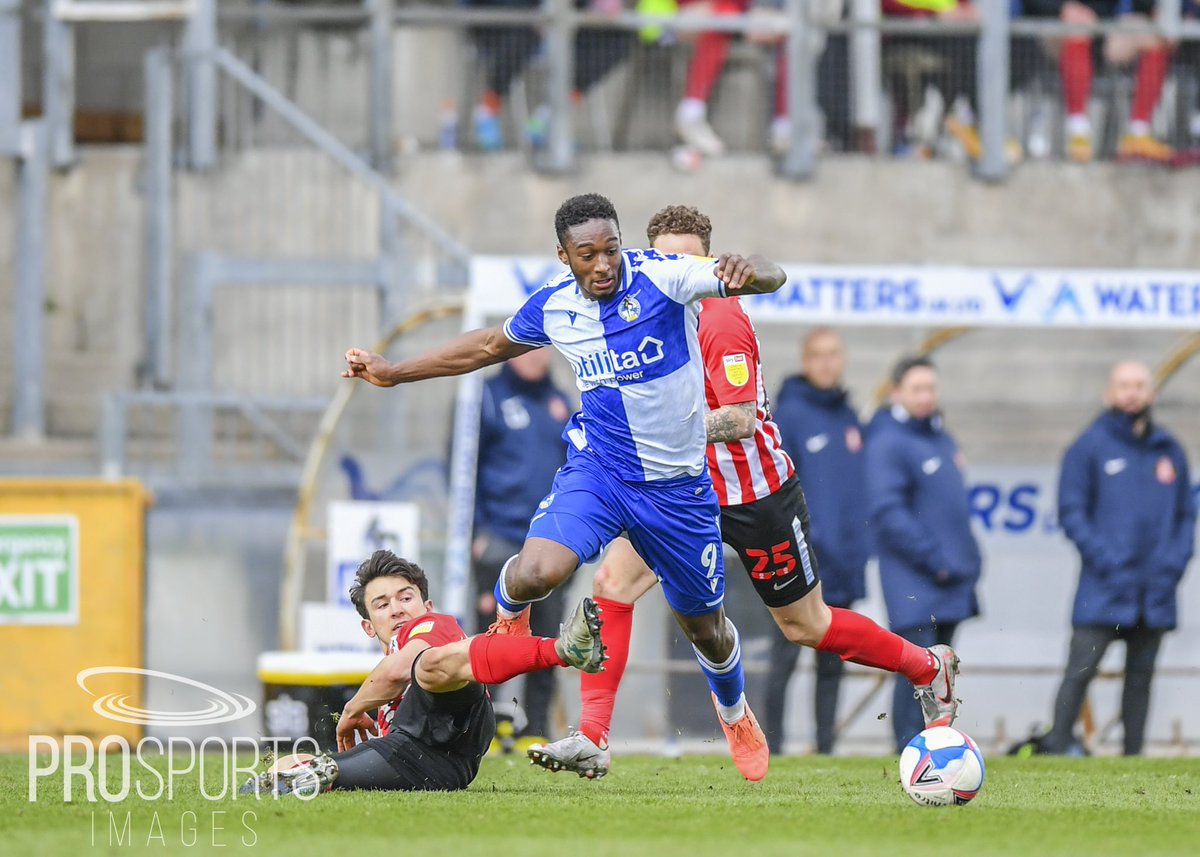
[76,667,257,727]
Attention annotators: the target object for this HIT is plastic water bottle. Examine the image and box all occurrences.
[438,101,458,151]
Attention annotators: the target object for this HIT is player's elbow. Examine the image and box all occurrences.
[761,269,787,294]
[750,259,786,294]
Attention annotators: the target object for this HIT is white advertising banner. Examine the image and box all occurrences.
[469,256,1200,329]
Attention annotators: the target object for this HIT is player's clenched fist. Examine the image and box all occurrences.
[715,253,758,291]
[342,348,396,387]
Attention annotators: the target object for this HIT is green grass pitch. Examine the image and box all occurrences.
[5,752,1197,856]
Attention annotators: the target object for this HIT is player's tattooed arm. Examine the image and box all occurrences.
[706,401,756,443]
[343,324,535,387]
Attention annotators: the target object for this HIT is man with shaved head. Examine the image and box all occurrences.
[1043,360,1195,755]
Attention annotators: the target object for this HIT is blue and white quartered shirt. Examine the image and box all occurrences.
[503,249,727,482]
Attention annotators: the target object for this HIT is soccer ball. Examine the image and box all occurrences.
[669,145,704,174]
[898,726,985,807]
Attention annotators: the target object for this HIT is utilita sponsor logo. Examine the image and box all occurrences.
[574,337,664,380]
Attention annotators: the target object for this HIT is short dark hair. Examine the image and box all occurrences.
[891,355,936,386]
[555,193,619,246]
[645,205,712,254]
[348,550,430,620]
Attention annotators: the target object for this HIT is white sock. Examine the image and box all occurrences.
[495,556,530,618]
[1128,119,1151,137]
[1066,113,1091,137]
[676,98,707,124]
[716,694,747,725]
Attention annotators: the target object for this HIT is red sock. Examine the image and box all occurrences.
[467,635,564,685]
[1131,46,1169,125]
[1060,39,1092,117]
[816,607,938,686]
[684,32,733,102]
[578,597,634,749]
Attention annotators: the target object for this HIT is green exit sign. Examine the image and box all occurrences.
[0,516,79,624]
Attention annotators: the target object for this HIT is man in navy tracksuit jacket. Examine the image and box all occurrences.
[1043,361,1195,755]
[472,348,571,741]
[765,328,870,755]
[866,356,981,752]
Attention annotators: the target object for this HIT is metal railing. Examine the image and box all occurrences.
[93,2,472,486]
[203,1,1198,175]
[101,390,329,486]
[19,0,1200,179]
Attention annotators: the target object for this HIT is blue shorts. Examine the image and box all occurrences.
[526,451,725,616]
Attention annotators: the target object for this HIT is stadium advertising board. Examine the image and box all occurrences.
[326,501,420,609]
[469,257,1200,329]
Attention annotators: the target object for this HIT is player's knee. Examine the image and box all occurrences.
[592,562,640,602]
[774,593,831,647]
[511,555,569,597]
[779,617,823,647]
[683,618,732,653]
[592,563,615,598]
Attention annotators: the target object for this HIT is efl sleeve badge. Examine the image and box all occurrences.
[722,353,750,387]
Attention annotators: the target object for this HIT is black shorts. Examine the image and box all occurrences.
[334,658,496,792]
[720,474,821,609]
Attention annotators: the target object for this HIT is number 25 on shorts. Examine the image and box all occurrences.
[745,542,796,581]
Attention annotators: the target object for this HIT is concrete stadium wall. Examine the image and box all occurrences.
[3,150,1199,460]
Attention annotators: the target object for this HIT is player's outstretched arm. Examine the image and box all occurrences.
[342,324,535,387]
[715,253,786,295]
[335,640,432,750]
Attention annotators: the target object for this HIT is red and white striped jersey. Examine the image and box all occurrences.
[699,297,794,507]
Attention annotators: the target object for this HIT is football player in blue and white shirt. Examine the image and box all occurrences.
[343,193,787,780]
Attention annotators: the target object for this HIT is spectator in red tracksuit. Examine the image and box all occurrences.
[1042,361,1194,755]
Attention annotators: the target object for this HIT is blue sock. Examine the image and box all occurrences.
[693,619,745,709]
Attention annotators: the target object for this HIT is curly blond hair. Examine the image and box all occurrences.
[645,205,712,255]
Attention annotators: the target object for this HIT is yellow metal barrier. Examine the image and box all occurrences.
[0,479,151,751]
